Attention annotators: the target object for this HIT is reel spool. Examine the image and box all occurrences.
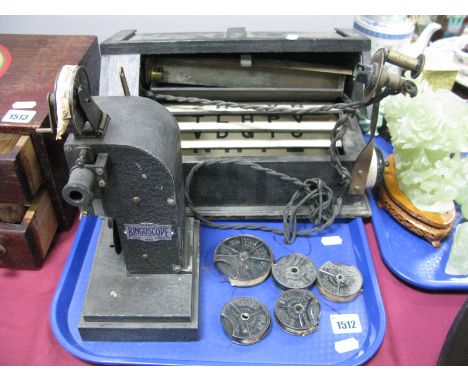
[317,261,363,303]
[271,253,317,291]
[274,289,321,336]
[214,235,273,287]
[353,48,422,103]
[51,65,109,140]
[220,297,271,345]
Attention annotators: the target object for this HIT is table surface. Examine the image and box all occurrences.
[0,217,467,366]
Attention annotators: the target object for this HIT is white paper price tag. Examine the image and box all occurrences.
[321,235,343,246]
[334,337,359,353]
[2,109,36,123]
[12,101,36,109]
[330,314,362,334]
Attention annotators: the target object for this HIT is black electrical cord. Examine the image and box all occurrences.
[184,158,341,244]
[143,89,389,243]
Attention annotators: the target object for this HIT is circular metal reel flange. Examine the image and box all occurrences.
[274,289,321,336]
[53,64,108,139]
[68,66,92,135]
[53,65,80,139]
[412,54,426,79]
[214,235,273,287]
[364,147,386,189]
[317,261,363,303]
[363,48,386,103]
[220,297,271,345]
[271,253,317,291]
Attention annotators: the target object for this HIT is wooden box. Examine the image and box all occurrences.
[0,134,42,204]
[0,188,58,269]
[0,34,100,268]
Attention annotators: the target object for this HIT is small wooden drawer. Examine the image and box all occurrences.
[0,188,58,269]
[0,133,43,204]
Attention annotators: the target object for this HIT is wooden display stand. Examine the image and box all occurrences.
[378,155,455,247]
[0,34,100,268]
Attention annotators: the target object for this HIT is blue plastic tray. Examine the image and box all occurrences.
[51,216,385,365]
[369,137,468,290]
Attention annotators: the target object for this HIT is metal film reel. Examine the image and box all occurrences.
[274,289,321,336]
[271,253,317,290]
[214,235,273,287]
[317,261,363,302]
[220,297,271,345]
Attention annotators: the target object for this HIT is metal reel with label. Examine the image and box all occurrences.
[274,289,321,336]
[271,253,317,290]
[220,297,271,345]
[214,235,273,287]
[317,261,363,302]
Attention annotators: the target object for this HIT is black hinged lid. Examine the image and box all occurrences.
[101,28,370,55]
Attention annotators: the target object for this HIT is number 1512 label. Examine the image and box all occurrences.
[330,314,362,334]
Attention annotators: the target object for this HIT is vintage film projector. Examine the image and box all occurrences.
[55,28,422,342]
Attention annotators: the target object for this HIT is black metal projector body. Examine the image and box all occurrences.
[99,28,373,219]
[62,96,199,341]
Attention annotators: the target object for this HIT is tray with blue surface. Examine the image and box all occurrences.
[51,216,385,365]
[369,136,468,290]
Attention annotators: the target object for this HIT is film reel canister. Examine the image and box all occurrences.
[220,297,271,345]
[317,261,363,302]
[214,235,273,287]
[271,253,317,290]
[274,289,321,336]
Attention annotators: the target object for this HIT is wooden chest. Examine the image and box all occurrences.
[0,34,100,269]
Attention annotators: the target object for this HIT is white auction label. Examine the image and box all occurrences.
[321,235,343,246]
[2,109,36,123]
[12,101,36,109]
[334,337,359,354]
[330,314,362,334]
